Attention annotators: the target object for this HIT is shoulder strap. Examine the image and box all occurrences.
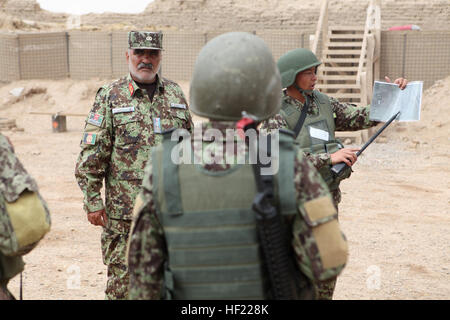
[292,95,310,138]
[277,131,298,216]
[161,136,183,217]
[251,132,298,300]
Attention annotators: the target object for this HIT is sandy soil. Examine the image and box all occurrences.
[0,75,448,300]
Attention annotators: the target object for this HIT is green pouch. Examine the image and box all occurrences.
[0,191,51,257]
[293,196,348,282]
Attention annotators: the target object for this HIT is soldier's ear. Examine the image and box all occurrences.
[125,50,130,63]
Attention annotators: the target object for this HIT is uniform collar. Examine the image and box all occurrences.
[191,121,249,169]
[127,73,164,98]
[283,92,303,107]
[194,121,247,142]
[202,121,237,133]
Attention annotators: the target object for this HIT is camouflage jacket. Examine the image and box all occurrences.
[0,134,39,202]
[261,92,378,170]
[75,74,193,221]
[127,121,344,299]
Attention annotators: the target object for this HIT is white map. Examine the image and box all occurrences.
[369,81,423,122]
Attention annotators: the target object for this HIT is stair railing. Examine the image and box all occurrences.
[311,0,329,55]
[357,0,381,102]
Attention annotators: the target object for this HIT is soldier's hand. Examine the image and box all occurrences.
[87,209,108,227]
[385,76,408,90]
[330,148,359,166]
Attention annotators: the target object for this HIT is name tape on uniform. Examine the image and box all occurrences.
[112,106,135,114]
[170,103,186,109]
[309,127,329,141]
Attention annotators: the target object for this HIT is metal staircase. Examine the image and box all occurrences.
[311,0,381,143]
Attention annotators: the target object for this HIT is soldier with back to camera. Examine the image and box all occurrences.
[127,32,349,300]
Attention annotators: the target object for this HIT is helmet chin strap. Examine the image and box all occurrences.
[293,65,318,100]
[293,83,314,101]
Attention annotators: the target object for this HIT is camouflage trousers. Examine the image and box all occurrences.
[315,278,337,300]
[101,219,132,300]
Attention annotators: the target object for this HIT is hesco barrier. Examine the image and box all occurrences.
[0,33,21,81]
[0,30,449,89]
[380,31,450,88]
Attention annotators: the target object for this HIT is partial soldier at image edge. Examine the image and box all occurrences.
[0,133,51,300]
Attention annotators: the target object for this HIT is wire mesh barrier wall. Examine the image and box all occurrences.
[111,31,129,78]
[381,31,450,89]
[256,31,304,62]
[404,31,450,89]
[380,32,404,84]
[0,33,20,81]
[163,31,206,81]
[68,31,112,80]
[0,30,449,89]
[18,32,69,80]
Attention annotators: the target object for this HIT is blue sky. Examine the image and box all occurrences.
[36,0,154,15]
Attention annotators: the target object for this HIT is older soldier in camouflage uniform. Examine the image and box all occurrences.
[0,133,51,300]
[261,48,408,299]
[127,32,348,300]
[75,31,193,300]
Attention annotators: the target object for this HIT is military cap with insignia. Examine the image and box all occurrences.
[128,31,163,50]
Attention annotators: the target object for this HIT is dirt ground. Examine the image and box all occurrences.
[0,75,448,300]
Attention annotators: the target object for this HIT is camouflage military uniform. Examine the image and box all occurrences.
[262,93,377,207]
[127,121,347,299]
[262,92,377,299]
[0,133,50,300]
[75,70,193,299]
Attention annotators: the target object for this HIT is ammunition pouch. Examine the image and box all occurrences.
[0,190,51,257]
[293,196,348,282]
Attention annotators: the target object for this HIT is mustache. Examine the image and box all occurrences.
[138,62,153,70]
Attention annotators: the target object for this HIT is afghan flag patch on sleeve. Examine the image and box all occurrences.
[83,132,97,145]
[87,112,104,127]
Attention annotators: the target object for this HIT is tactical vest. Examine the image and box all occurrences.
[280,91,346,191]
[152,131,299,300]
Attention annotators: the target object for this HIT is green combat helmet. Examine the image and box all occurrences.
[189,32,282,121]
[128,30,163,50]
[277,48,322,89]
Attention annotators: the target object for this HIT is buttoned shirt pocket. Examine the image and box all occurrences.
[113,112,143,146]
[166,108,190,131]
